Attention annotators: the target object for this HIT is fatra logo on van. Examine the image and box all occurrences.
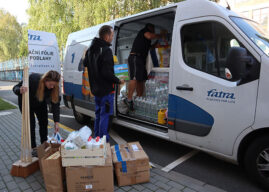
[207,89,235,99]
[28,34,41,41]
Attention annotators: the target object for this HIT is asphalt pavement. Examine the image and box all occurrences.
[0,80,266,192]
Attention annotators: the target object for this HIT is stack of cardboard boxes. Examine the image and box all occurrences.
[66,143,114,192]
[111,142,150,186]
[38,141,150,192]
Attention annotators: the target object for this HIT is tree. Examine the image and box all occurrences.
[0,9,22,62]
[27,0,77,47]
[25,0,183,51]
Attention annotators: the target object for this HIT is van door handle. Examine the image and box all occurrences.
[176,86,193,91]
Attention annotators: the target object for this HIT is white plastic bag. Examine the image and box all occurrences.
[65,131,79,142]
[78,126,92,142]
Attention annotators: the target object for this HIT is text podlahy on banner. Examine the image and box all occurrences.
[28,30,61,74]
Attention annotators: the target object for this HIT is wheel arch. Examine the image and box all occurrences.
[238,127,269,167]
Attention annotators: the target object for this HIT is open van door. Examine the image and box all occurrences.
[169,16,260,156]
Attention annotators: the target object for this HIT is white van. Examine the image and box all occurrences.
[63,0,269,189]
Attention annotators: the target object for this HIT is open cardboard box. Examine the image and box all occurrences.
[61,136,107,167]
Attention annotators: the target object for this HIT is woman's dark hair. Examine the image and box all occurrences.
[99,25,113,40]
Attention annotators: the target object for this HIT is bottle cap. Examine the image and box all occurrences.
[95,136,100,142]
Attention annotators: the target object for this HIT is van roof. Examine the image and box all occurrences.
[66,1,180,46]
[66,0,240,46]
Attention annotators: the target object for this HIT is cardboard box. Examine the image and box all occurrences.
[66,143,113,192]
[61,136,107,167]
[111,142,150,186]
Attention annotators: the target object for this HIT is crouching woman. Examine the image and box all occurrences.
[13,70,61,152]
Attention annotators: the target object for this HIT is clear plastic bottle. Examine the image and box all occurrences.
[92,136,101,149]
[164,84,169,109]
[145,80,149,97]
[136,97,141,118]
[86,136,93,150]
[152,98,158,123]
[145,98,150,120]
[148,98,154,122]
[155,87,161,107]
[141,98,146,118]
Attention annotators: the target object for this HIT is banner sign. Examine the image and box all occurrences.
[28,30,60,74]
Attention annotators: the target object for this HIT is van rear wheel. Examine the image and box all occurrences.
[244,135,269,191]
[73,108,90,124]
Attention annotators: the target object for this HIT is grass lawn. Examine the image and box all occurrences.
[0,97,17,111]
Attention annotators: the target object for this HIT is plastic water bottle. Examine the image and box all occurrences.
[136,97,142,117]
[164,85,169,108]
[155,87,160,100]
[149,98,154,122]
[86,136,93,150]
[152,98,158,123]
[92,136,101,149]
[145,98,151,120]
[140,97,144,118]
[145,81,149,97]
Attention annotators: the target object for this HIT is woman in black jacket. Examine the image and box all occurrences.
[13,70,61,151]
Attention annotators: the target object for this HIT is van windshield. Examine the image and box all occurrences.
[231,16,269,57]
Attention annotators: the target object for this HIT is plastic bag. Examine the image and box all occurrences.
[54,132,63,143]
[47,132,63,144]
[65,126,92,148]
[64,141,78,150]
[66,131,79,142]
[77,126,92,143]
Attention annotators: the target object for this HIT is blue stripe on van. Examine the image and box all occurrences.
[63,82,83,99]
[168,94,214,126]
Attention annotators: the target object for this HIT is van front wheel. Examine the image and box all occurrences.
[244,135,269,190]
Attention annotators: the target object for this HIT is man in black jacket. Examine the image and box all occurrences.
[83,25,124,141]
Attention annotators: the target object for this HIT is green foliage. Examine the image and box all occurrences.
[0,9,22,62]
[23,0,182,55]
[0,97,17,111]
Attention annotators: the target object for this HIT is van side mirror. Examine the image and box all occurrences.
[225,47,253,81]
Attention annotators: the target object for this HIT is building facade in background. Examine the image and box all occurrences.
[229,0,269,32]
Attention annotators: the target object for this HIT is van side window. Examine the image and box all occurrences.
[181,21,244,79]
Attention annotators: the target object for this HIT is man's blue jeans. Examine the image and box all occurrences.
[94,93,114,141]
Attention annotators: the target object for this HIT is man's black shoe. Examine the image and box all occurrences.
[124,98,134,111]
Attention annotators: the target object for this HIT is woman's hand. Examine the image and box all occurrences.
[54,122,60,133]
[20,86,28,94]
